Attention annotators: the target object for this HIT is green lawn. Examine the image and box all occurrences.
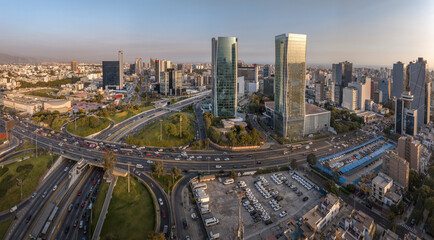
[66,116,110,137]
[108,105,154,124]
[0,154,53,211]
[126,112,195,147]
[91,181,109,234]
[101,176,155,240]
[17,141,36,151]
[0,218,12,239]
[23,89,59,98]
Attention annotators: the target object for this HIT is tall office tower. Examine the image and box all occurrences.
[154,60,165,83]
[71,61,78,72]
[211,37,238,117]
[326,81,335,102]
[118,50,124,89]
[371,80,379,99]
[348,77,371,111]
[263,65,270,77]
[159,71,169,95]
[394,91,418,136]
[167,68,182,95]
[102,61,121,89]
[177,63,184,71]
[150,57,155,72]
[374,90,383,104]
[332,63,344,104]
[382,151,410,189]
[135,58,143,75]
[274,33,307,139]
[379,78,391,103]
[315,81,325,103]
[342,61,353,87]
[391,61,407,98]
[397,136,421,172]
[342,87,358,111]
[408,57,430,126]
[263,78,274,96]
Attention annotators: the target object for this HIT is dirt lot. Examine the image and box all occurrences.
[200,171,324,240]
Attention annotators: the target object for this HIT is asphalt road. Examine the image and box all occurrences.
[7,160,75,240]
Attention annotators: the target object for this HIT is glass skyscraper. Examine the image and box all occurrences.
[212,37,238,117]
[274,33,307,140]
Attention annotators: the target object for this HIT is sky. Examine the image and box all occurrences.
[0,0,433,68]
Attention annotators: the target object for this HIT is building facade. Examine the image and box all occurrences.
[408,57,430,127]
[274,33,307,139]
[397,136,421,172]
[102,61,121,90]
[342,87,358,111]
[382,150,410,189]
[212,37,238,117]
[332,63,344,104]
[379,78,391,103]
[391,61,406,99]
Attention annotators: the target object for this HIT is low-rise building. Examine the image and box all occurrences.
[371,172,393,204]
[336,209,376,240]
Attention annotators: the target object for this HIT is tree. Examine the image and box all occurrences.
[95,94,104,102]
[171,167,181,181]
[151,161,165,178]
[346,184,356,193]
[326,180,338,195]
[307,153,317,165]
[230,170,238,180]
[147,232,165,240]
[101,151,117,178]
[290,159,298,170]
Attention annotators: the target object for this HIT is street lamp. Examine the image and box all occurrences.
[16,178,23,200]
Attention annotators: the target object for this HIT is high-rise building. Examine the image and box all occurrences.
[263,65,270,77]
[348,77,371,110]
[135,58,143,75]
[212,37,238,117]
[342,87,358,111]
[326,81,335,102]
[391,61,407,99]
[379,78,391,103]
[342,61,353,87]
[168,68,182,95]
[71,61,78,72]
[394,91,418,136]
[408,57,430,126]
[382,150,410,189]
[102,61,121,89]
[315,81,325,103]
[274,33,307,139]
[263,78,274,96]
[374,90,383,104]
[118,50,124,88]
[238,65,259,95]
[332,63,344,104]
[150,57,155,72]
[397,136,421,172]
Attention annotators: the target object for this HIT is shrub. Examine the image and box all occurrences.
[16,164,33,173]
[0,167,9,177]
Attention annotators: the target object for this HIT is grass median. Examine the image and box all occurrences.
[109,105,154,124]
[0,218,12,239]
[90,181,109,234]
[66,116,110,137]
[100,176,155,240]
[0,153,55,211]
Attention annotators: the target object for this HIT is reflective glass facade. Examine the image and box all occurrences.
[274,33,307,139]
[212,37,238,117]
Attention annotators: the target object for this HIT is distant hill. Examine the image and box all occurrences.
[0,53,44,64]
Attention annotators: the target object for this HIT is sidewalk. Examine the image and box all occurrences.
[92,176,117,240]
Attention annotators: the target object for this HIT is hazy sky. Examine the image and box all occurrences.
[1,0,433,68]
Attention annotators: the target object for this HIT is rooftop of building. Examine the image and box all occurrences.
[382,229,399,240]
[372,173,393,188]
[264,101,329,116]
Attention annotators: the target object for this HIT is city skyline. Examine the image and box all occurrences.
[0,0,433,68]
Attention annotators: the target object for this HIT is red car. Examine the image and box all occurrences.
[162,210,166,219]
[26,215,32,223]
[155,154,160,157]
[81,201,86,208]
[146,153,151,156]
[77,190,82,196]
[93,180,97,185]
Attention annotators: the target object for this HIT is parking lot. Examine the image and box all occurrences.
[202,171,323,239]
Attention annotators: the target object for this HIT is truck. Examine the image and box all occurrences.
[9,205,17,213]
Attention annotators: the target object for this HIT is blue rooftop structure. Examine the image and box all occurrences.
[318,136,384,162]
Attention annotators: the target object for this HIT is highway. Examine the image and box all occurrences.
[6,160,75,240]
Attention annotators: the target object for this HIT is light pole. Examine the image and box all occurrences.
[50,143,53,167]
[179,115,182,138]
[127,162,131,193]
[159,119,163,141]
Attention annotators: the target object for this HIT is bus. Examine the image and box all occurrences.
[120,148,133,154]
[48,207,58,222]
[192,182,207,190]
[292,144,302,150]
[40,222,51,237]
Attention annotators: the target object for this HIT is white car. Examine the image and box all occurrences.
[214,158,220,161]
[52,185,58,191]
[175,158,180,161]
[279,210,288,218]
[224,158,229,161]
[215,165,222,169]
[158,198,164,206]
[136,164,144,169]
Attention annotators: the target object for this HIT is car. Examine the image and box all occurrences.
[279,211,288,218]
[302,196,309,202]
[64,167,69,172]
[215,165,222,169]
[93,180,97,185]
[68,204,73,212]
[81,201,86,208]
[52,185,58,191]
[214,158,220,161]
[42,191,47,198]
[411,218,416,226]
[158,198,164,206]
[26,215,32,223]
[162,210,166,219]
[83,225,87,234]
[31,192,37,198]
[78,190,82,196]
[224,157,229,161]
[73,220,78,227]
[64,226,70,234]
[183,219,188,229]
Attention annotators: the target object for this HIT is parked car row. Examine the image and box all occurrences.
[242,188,272,225]
[291,172,313,190]
[271,173,286,185]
